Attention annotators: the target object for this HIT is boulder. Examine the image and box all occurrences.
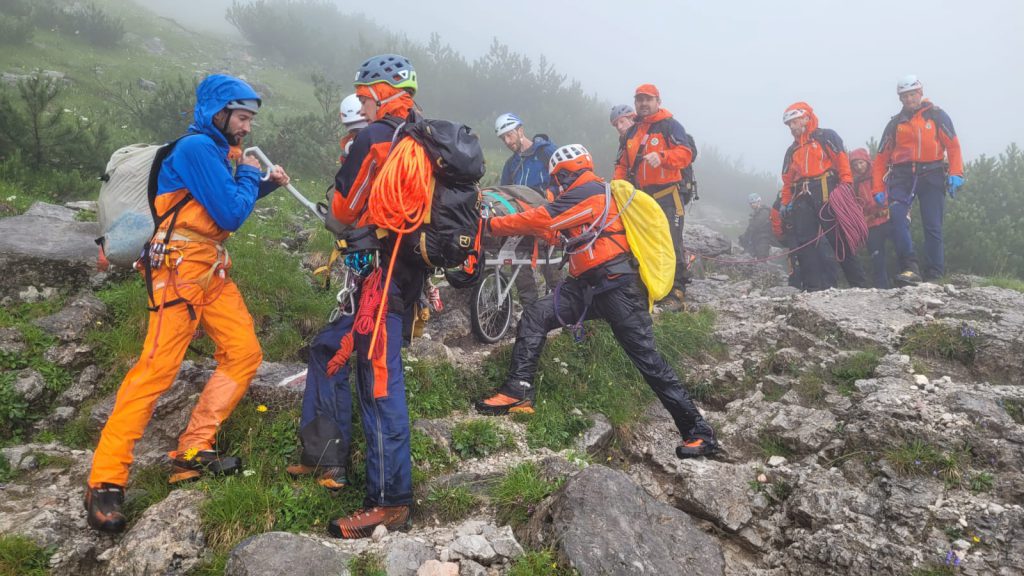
[226,532,352,576]
[101,489,208,576]
[13,369,46,402]
[524,464,724,576]
[0,209,100,299]
[33,293,107,341]
[386,536,436,576]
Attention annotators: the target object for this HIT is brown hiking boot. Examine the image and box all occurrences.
[85,483,127,533]
[327,505,411,539]
[659,288,686,313]
[286,464,347,490]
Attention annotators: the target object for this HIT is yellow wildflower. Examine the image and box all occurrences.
[256,405,269,413]
[182,447,199,461]
[972,535,981,543]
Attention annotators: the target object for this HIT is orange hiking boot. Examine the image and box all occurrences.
[327,505,411,539]
[169,449,242,484]
[475,382,535,415]
[85,483,127,533]
[286,464,347,490]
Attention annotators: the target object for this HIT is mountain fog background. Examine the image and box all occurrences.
[138,0,1024,173]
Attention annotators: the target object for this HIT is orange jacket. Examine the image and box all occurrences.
[489,171,628,278]
[770,191,784,241]
[850,148,888,228]
[780,103,852,206]
[331,117,406,227]
[613,108,693,192]
[872,100,963,192]
[338,132,357,165]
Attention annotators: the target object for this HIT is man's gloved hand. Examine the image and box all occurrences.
[780,203,793,218]
[873,192,886,206]
[947,175,964,199]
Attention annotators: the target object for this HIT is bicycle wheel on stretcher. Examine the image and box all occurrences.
[471,268,512,343]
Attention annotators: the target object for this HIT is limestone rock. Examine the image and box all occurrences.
[226,532,352,576]
[102,489,208,576]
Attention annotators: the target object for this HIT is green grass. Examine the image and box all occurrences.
[349,552,387,576]
[830,350,880,395]
[423,485,478,522]
[757,433,795,459]
[491,462,563,529]
[1002,398,1024,425]
[902,322,983,367]
[885,439,972,488]
[450,419,514,459]
[404,358,490,421]
[982,275,1024,293]
[123,464,174,523]
[969,472,994,493]
[0,453,13,483]
[910,565,957,576]
[410,429,455,482]
[794,371,827,406]
[0,535,52,576]
[508,549,577,576]
[482,309,722,450]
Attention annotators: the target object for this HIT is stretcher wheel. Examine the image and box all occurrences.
[471,269,513,343]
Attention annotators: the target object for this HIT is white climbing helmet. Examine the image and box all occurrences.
[339,94,368,129]
[897,74,923,95]
[494,112,522,137]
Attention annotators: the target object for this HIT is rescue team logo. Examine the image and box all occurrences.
[650,138,660,146]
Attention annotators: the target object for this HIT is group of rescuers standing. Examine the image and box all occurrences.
[84,53,962,539]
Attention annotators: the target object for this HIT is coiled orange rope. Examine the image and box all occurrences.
[365,137,433,359]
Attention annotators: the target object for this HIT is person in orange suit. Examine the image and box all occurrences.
[614,84,695,310]
[779,102,866,291]
[872,75,964,285]
[86,74,289,533]
[850,148,891,288]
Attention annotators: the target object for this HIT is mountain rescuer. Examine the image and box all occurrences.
[873,75,963,285]
[614,84,695,310]
[739,193,773,259]
[316,54,421,538]
[495,112,560,306]
[779,102,867,291]
[85,74,289,533]
[850,148,891,288]
[474,143,719,458]
[338,93,369,165]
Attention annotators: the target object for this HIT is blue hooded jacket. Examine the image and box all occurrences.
[156,74,275,232]
[500,135,556,193]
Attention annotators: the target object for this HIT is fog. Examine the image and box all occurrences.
[139,0,1023,173]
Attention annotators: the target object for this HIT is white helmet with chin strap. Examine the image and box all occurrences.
[897,74,923,94]
[782,108,806,124]
[494,112,522,137]
[339,93,367,130]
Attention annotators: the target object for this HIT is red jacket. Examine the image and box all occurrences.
[489,171,628,278]
[850,148,888,228]
[872,100,963,193]
[613,108,693,192]
[780,102,852,207]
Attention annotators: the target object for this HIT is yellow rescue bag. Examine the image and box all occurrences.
[610,179,675,311]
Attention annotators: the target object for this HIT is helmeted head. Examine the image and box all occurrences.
[339,93,368,131]
[634,84,661,117]
[353,54,417,121]
[896,74,924,110]
[748,193,762,208]
[494,112,528,152]
[782,102,817,140]
[193,74,262,147]
[610,104,636,136]
[548,144,594,190]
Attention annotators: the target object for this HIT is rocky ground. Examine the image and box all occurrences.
[1,202,1022,575]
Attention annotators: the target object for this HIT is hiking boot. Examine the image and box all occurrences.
[894,269,922,286]
[85,483,127,533]
[327,505,411,539]
[676,437,720,459]
[169,449,242,484]
[660,289,686,313]
[286,463,348,490]
[475,381,535,415]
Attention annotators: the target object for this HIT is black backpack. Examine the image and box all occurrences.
[401,119,486,287]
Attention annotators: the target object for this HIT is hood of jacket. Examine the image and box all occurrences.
[189,74,261,149]
[638,107,673,126]
[785,101,819,145]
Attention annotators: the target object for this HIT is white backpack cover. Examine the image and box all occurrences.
[97,143,165,267]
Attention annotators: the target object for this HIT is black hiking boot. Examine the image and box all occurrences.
[475,381,535,415]
[169,449,242,484]
[676,437,720,459]
[85,483,127,533]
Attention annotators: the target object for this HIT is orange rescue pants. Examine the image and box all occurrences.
[88,240,262,487]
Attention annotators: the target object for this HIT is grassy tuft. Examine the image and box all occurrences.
[349,552,387,576]
[405,359,489,421]
[830,350,880,395]
[508,549,577,576]
[450,419,514,460]
[1001,398,1024,425]
[885,439,973,488]
[0,535,52,576]
[982,275,1024,293]
[423,485,479,522]
[491,462,563,529]
[902,322,983,366]
[757,433,795,459]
